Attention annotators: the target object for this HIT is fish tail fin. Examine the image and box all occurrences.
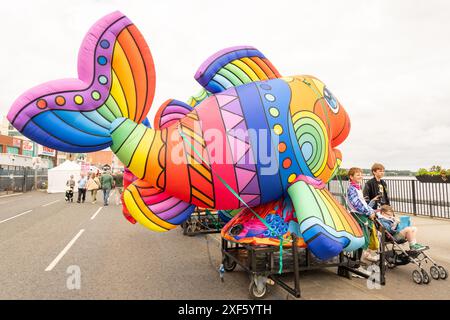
[7,11,156,153]
[123,179,196,232]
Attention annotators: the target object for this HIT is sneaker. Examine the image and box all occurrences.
[352,266,370,278]
[361,251,379,264]
[367,253,380,262]
[410,243,426,251]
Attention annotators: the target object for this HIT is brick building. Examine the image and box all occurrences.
[86,150,124,171]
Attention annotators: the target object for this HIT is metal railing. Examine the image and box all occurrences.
[328,178,450,219]
[0,166,48,192]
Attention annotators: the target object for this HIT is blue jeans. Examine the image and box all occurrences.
[103,188,111,205]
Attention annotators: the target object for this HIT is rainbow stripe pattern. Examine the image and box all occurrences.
[7,11,155,152]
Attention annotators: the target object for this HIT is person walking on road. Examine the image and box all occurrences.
[112,171,124,205]
[87,172,101,204]
[66,175,75,190]
[77,173,87,203]
[100,170,114,206]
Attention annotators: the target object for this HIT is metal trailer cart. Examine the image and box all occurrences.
[221,234,387,299]
[181,208,226,236]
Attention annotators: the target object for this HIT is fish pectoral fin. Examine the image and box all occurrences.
[287,175,365,260]
[194,46,282,93]
[123,179,195,232]
[153,99,193,129]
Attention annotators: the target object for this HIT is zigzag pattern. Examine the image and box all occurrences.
[217,87,261,207]
[180,109,215,208]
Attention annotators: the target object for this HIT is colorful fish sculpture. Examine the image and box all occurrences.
[7,11,364,260]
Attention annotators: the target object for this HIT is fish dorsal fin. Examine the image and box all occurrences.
[153,99,193,129]
[186,88,212,107]
[195,46,282,93]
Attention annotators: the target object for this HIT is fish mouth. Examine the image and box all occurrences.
[331,114,350,148]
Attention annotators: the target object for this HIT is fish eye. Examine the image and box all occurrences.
[323,87,339,114]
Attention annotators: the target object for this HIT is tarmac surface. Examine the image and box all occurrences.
[0,191,449,300]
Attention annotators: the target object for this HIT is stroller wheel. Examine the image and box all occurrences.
[412,270,423,284]
[421,269,430,284]
[438,266,448,280]
[385,259,396,269]
[430,266,440,280]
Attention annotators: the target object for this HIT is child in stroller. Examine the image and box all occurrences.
[65,187,74,202]
[378,205,425,251]
[376,205,448,284]
[65,175,75,202]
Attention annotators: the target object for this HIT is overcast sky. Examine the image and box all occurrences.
[1,0,449,171]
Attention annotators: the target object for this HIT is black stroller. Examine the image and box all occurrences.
[376,218,448,285]
[65,187,74,202]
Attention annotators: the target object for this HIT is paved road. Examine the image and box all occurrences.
[0,191,449,300]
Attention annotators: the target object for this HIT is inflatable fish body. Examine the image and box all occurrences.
[7,11,364,259]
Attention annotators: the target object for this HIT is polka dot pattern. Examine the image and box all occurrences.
[265,93,275,102]
[55,96,66,106]
[97,56,107,65]
[36,99,47,109]
[74,95,84,105]
[288,174,297,183]
[100,40,110,49]
[283,158,292,169]
[91,91,101,100]
[259,80,300,186]
[98,75,108,85]
[269,107,279,117]
[273,124,283,135]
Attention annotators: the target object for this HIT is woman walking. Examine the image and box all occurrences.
[87,172,101,204]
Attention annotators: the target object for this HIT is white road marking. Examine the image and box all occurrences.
[90,207,103,220]
[42,200,61,207]
[0,195,32,205]
[0,210,33,225]
[45,229,85,272]
[0,193,23,198]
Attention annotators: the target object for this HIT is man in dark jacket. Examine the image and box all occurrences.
[363,163,390,210]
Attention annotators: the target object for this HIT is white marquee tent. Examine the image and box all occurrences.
[47,160,81,193]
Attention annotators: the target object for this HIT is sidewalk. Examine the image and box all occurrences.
[207,214,450,300]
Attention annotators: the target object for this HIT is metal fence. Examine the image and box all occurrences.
[0,165,48,192]
[327,178,450,219]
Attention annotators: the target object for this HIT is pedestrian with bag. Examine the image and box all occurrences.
[87,172,101,204]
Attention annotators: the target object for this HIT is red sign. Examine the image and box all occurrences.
[12,138,22,148]
[22,140,34,151]
[37,145,56,156]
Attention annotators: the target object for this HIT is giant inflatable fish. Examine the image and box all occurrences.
[7,11,364,260]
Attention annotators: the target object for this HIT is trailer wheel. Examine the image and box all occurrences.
[181,222,188,235]
[222,255,236,272]
[249,282,267,300]
[187,222,197,236]
[438,266,448,280]
[412,270,423,284]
